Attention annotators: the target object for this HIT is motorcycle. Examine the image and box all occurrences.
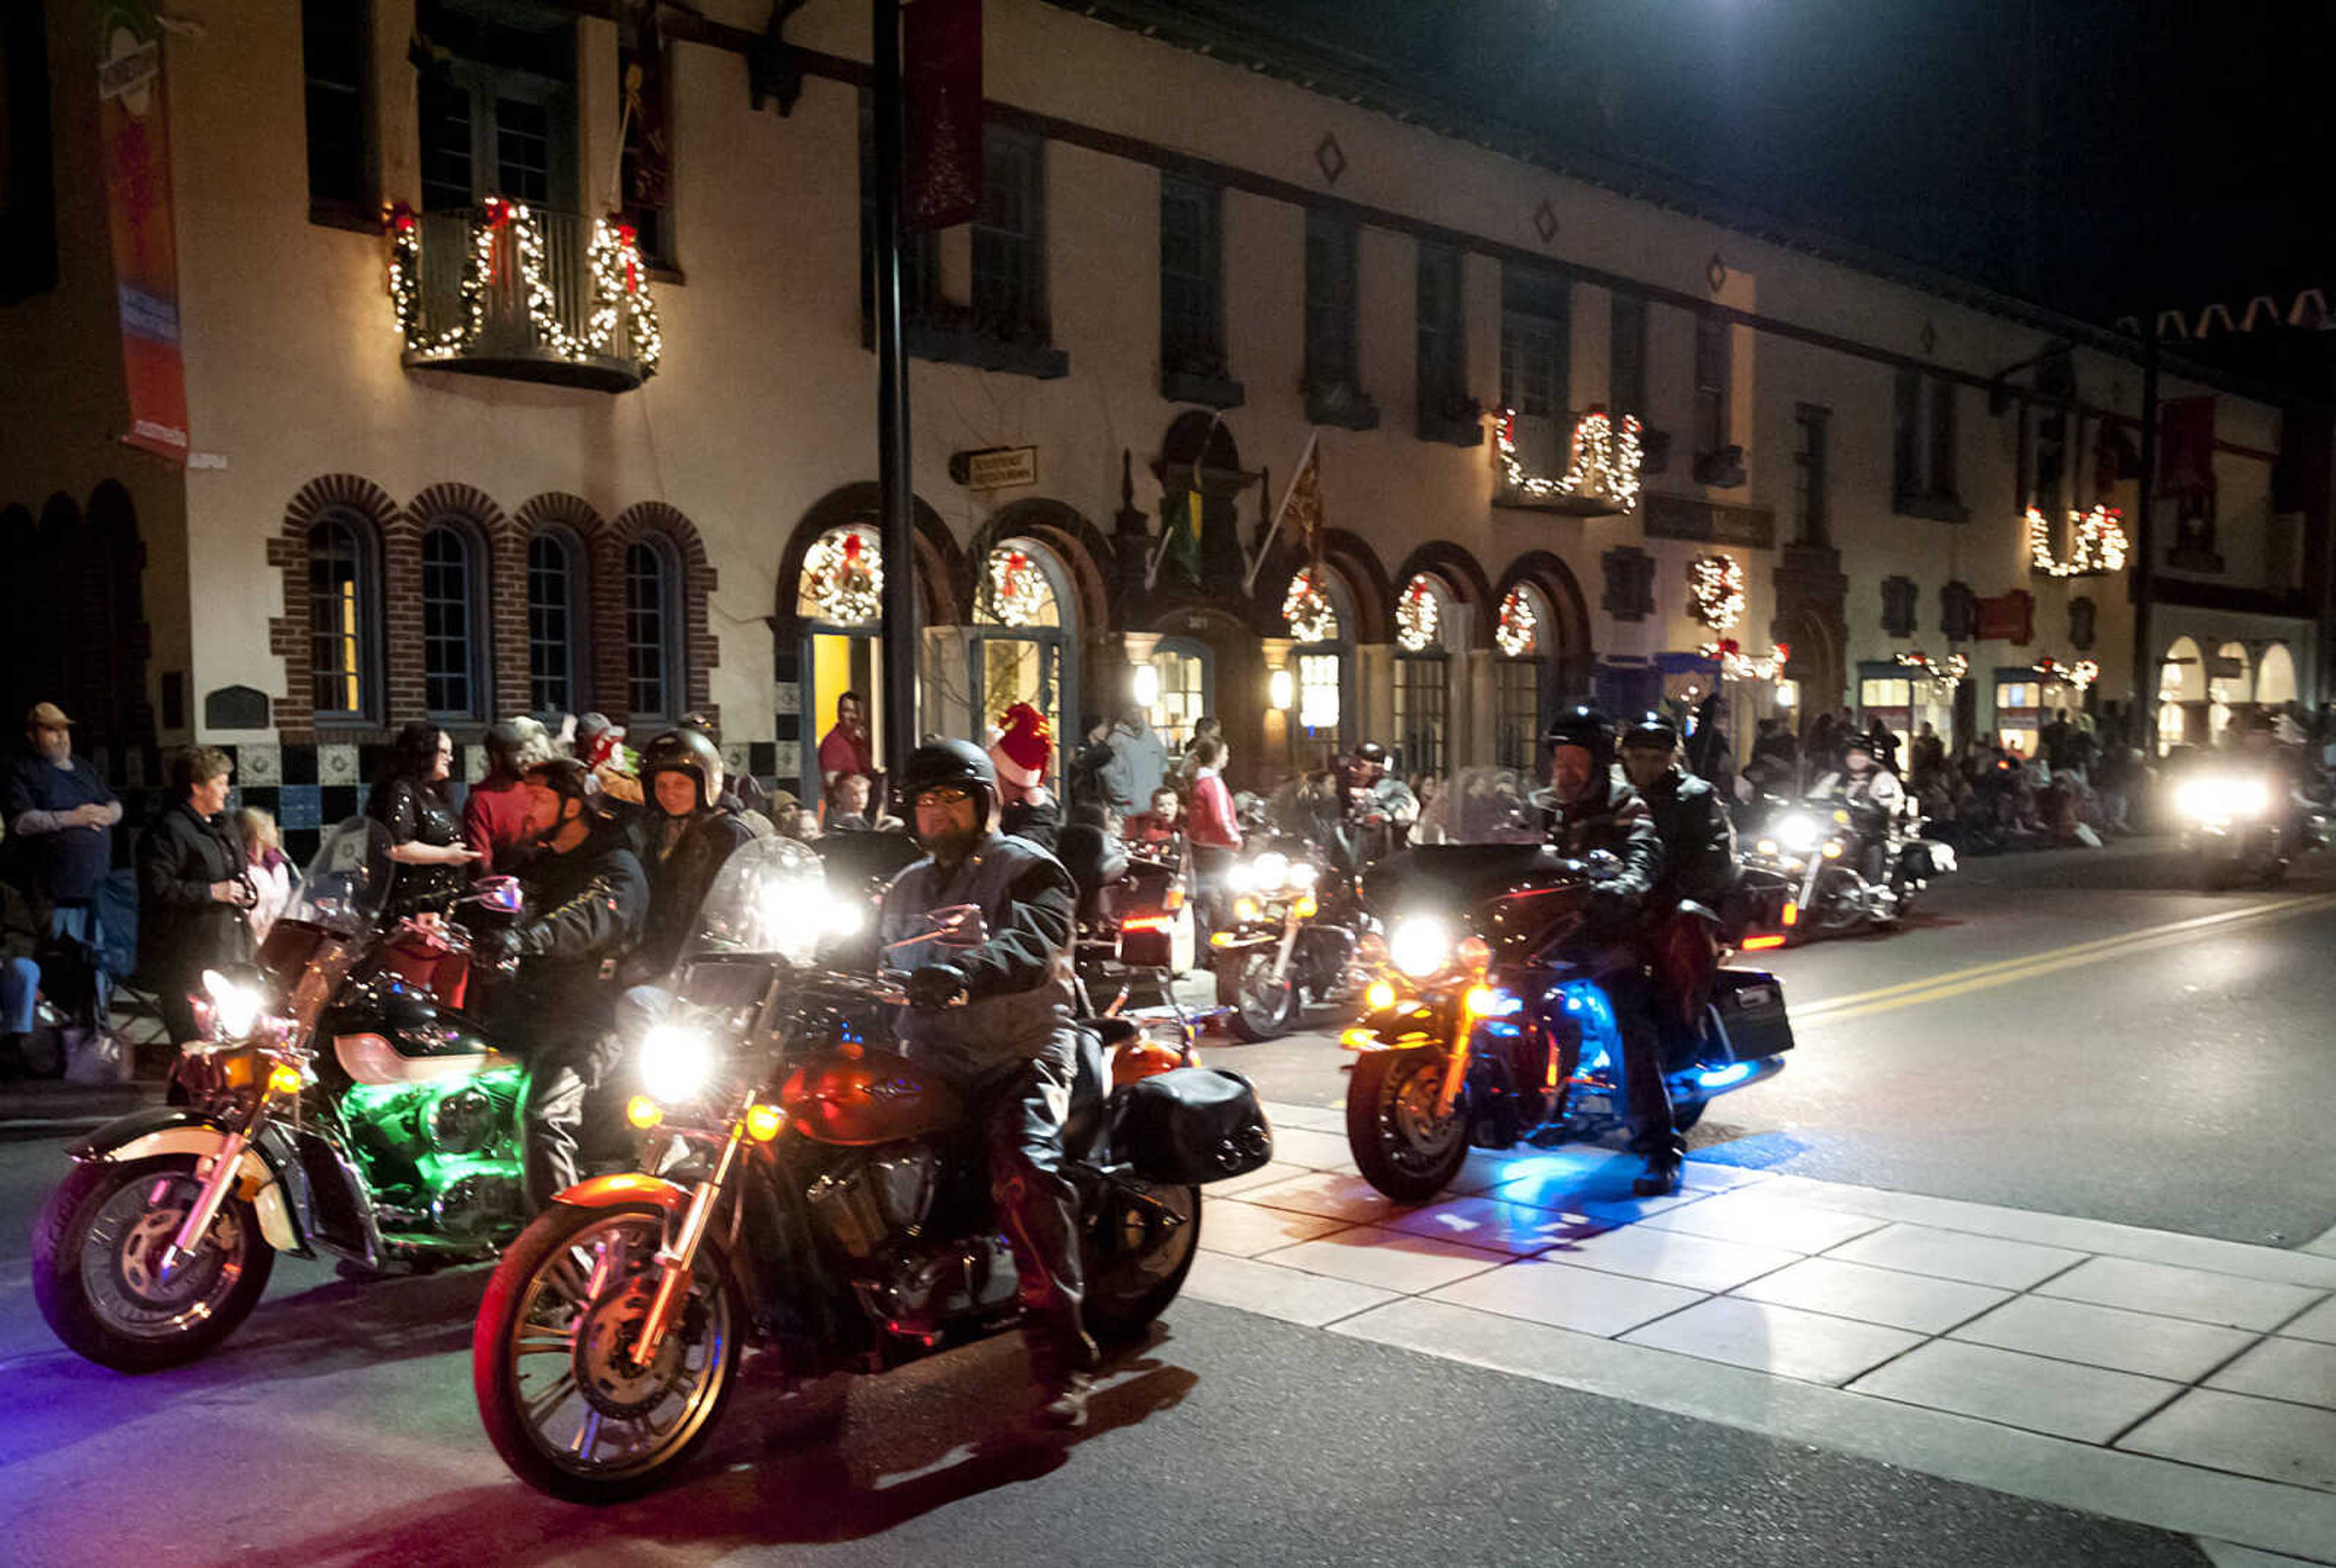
[1058,822,1198,1016]
[32,818,539,1371]
[2176,770,2302,890]
[471,834,1256,1502]
[1339,769,1793,1202]
[1209,834,1361,1041]
[1742,794,1954,943]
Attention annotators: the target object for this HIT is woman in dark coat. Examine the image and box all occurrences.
[366,721,480,921]
[137,747,255,1046]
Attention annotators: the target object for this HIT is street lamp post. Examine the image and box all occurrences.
[871,0,919,785]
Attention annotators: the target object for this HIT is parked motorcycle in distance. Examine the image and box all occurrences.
[472,835,1263,1502]
[2177,771,2304,890]
[1209,834,1360,1041]
[1742,796,1954,943]
[1340,771,1793,1201]
[33,819,540,1372]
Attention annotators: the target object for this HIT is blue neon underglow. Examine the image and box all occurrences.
[1482,991,1524,1018]
[1556,980,1621,1077]
[1695,1061,1756,1089]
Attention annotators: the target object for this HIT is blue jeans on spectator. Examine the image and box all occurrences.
[1,956,37,1035]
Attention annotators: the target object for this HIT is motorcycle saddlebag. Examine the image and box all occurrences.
[1106,1067,1273,1185]
[1707,968,1795,1063]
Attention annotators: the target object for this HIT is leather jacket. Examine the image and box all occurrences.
[1638,769,1739,909]
[879,831,1078,1081]
[502,817,649,1041]
[1543,772,1666,928]
[628,808,756,983]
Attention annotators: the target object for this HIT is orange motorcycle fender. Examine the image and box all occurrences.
[555,1171,692,1214]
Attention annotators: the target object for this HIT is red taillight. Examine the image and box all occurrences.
[1781,900,1799,927]
[1119,914,1172,933]
[1742,934,1787,951]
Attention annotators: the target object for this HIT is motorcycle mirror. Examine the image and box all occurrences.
[466,876,524,915]
[1582,849,1624,881]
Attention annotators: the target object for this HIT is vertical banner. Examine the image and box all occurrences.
[96,1,188,461]
[619,24,673,265]
[2158,395,2217,498]
[903,0,982,232]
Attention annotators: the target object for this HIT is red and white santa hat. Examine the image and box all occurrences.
[988,702,1052,790]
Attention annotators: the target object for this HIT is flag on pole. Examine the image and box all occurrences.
[1240,431,1322,593]
[1155,488,1201,584]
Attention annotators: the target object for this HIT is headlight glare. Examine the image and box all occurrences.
[639,1022,717,1102]
[201,969,265,1039]
[1389,917,1455,979]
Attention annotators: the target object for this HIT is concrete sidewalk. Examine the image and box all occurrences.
[1191,1101,2336,1565]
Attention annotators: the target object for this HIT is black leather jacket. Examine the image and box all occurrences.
[628,808,756,983]
[1638,769,1739,909]
[1543,773,1666,928]
[503,817,649,1042]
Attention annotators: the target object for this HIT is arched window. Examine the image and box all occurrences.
[972,541,1074,768]
[1392,572,1461,779]
[1149,637,1211,752]
[2208,640,2252,741]
[307,511,380,721]
[1493,583,1553,771]
[2159,635,2202,752]
[2258,642,2298,708]
[797,524,886,791]
[1284,566,1354,766]
[625,535,683,721]
[422,521,488,720]
[527,530,587,718]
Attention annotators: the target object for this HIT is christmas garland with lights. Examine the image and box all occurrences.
[2034,656,2100,693]
[1283,569,1338,644]
[802,527,882,624]
[1896,649,1971,693]
[2028,504,2129,578]
[985,547,1049,626]
[1698,637,1789,681]
[1495,406,1644,512]
[384,198,663,376]
[1495,586,1538,657]
[1396,576,1440,651]
[1687,553,1746,631]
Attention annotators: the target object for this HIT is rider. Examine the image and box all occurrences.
[877,740,1095,1429]
[1618,711,1739,1042]
[1541,706,1681,1197]
[627,728,759,983]
[1333,743,1417,873]
[1815,731,1907,887]
[483,757,650,1210]
[989,701,1061,851]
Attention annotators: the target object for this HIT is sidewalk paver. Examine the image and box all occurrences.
[2037,1255,2328,1333]
[1730,1254,2011,1334]
[1622,1295,1924,1386]
[1849,1338,2182,1443]
[1950,1293,2258,1384]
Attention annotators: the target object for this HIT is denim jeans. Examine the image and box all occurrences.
[0,956,38,1035]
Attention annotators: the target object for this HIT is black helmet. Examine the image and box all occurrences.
[1842,729,1878,757]
[1543,704,1616,765]
[900,739,997,825]
[1620,710,1678,751]
[640,727,724,814]
[521,755,596,808]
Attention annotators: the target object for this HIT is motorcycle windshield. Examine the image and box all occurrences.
[683,833,830,965]
[1367,769,1585,920]
[280,817,396,935]
[1413,768,1546,845]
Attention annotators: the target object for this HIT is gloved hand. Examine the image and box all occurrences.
[905,963,970,1011]
[476,924,537,965]
[1583,884,1638,935]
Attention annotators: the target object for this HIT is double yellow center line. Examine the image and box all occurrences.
[1790,892,2336,1025]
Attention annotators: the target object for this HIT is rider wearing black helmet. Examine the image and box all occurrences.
[1816,730,1906,886]
[1542,705,1683,1195]
[876,740,1095,1429]
[627,728,760,983]
[1619,709,1739,1047]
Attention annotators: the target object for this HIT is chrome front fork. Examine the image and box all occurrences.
[632,1117,748,1365]
[159,1108,267,1278]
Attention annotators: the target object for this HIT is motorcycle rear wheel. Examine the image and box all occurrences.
[1083,1179,1202,1344]
[1217,951,1297,1042]
[1347,1049,1469,1202]
[473,1202,742,1504]
[32,1154,276,1373]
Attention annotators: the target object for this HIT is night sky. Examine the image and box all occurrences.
[1144,1,2334,333]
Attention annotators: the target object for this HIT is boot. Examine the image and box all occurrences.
[1632,1154,1684,1198]
[1028,1325,1100,1431]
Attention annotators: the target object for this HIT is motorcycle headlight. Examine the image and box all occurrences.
[1776,814,1824,854]
[639,1022,716,1103]
[1285,860,1319,890]
[824,901,867,938]
[2180,777,2267,820]
[201,969,265,1041]
[1227,861,1258,893]
[1389,916,1455,980]
[1252,851,1290,889]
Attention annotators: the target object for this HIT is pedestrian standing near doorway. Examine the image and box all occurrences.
[1185,736,1241,943]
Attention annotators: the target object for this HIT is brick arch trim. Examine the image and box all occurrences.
[1392,541,1497,644]
[269,474,400,738]
[602,501,718,726]
[506,494,610,720]
[394,484,507,725]
[967,498,1116,635]
[772,482,967,635]
[1316,529,1393,644]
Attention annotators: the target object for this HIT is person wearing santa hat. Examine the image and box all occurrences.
[989,702,1061,851]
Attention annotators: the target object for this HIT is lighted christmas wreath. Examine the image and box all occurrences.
[985,547,1049,626]
[1495,587,1538,657]
[1283,569,1338,644]
[2028,504,2129,578]
[1687,553,1746,631]
[1396,576,1441,651]
[803,527,883,625]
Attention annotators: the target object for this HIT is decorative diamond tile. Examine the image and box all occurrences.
[276,785,322,831]
[318,744,359,785]
[1824,1222,2084,1291]
[721,743,749,779]
[1624,1296,1922,1387]
[773,741,800,777]
[2035,1256,2326,1332]
[1430,1258,1704,1339]
[775,681,801,716]
[237,744,282,785]
[1731,1256,2009,1335]
[1259,1226,1507,1294]
[2206,1336,2336,1410]
[2118,1388,2336,1490]
[1314,130,1347,185]
[1706,253,1728,293]
[1950,1294,2259,1384]
[1532,199,1559,243]
[1851,1339,2180,1443]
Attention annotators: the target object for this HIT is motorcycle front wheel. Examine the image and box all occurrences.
[1217,949,1297,1042]
[473,1202,742,1504]
[1347,1048,1469,1202]
[32,1154,277,1372]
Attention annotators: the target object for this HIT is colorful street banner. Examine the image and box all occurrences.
[903,0,982,231]
[96,1,188,461]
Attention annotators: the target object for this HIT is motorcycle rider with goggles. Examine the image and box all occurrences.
[877,739,1097,1429]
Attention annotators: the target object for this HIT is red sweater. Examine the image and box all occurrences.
[1186,772,1241,849]
[463,775,533,875]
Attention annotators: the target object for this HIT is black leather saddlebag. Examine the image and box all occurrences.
[1107,1067,1273,1184]
[1708,968,1795,1062]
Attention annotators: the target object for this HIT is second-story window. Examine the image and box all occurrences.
[1894,367,1963,517]
[1305,209,1361,392]
[973,128,1047,343]
[1159,175,1226,380]
[1500,263,1569,420]
[1694,305,1731,456]
[414,1,577,213]
[1610,291,1646,417]
[421,521,486,721]
[301,0,373,222]
[1793,404,1832,547]
[1414,242,1471,442]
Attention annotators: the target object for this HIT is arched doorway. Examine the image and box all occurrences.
[1281,564,1357,772]
[2159,635,2202,752]
[1392,571,1462,780]
[2208,640,2252,742]
[1492,583,1554,771]
[970,539,1078,770]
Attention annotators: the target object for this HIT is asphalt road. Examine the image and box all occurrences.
[3,839,2324,1566]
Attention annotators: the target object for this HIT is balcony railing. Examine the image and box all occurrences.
[1493,406,1644,516]
[385,199,662,393]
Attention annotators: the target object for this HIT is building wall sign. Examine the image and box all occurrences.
[1976,589,2034,645]
[950,445,1039,491]
[1642,493,1775,549]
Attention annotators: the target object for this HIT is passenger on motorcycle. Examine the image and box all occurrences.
[627,728,759,984]
[1540,706,1683,1196]
[1619,712,1739,1038]
[1336,743,1419,872]
[877,740,1097,1429]
[990,701,1062,852]
[1814,731,1905,885]
[480,757,650,1210]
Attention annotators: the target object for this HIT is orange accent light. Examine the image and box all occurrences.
[1364,979,1397,1012]
[745,1103,786,1141]
[1164,886,1186,911]
[1457,936,1492,973]
[266,1063,304,1097]
[1209,932,1237,948]
[1120,914,1172,932]
[1234,897,1261,923]
[1339,1026,1382,1050]
[1742,934,1787,951]
[1295,893,1319,919]
[1462,984,1499,1018]
[625,1095,664,1129]
[1781,900,1800,926]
